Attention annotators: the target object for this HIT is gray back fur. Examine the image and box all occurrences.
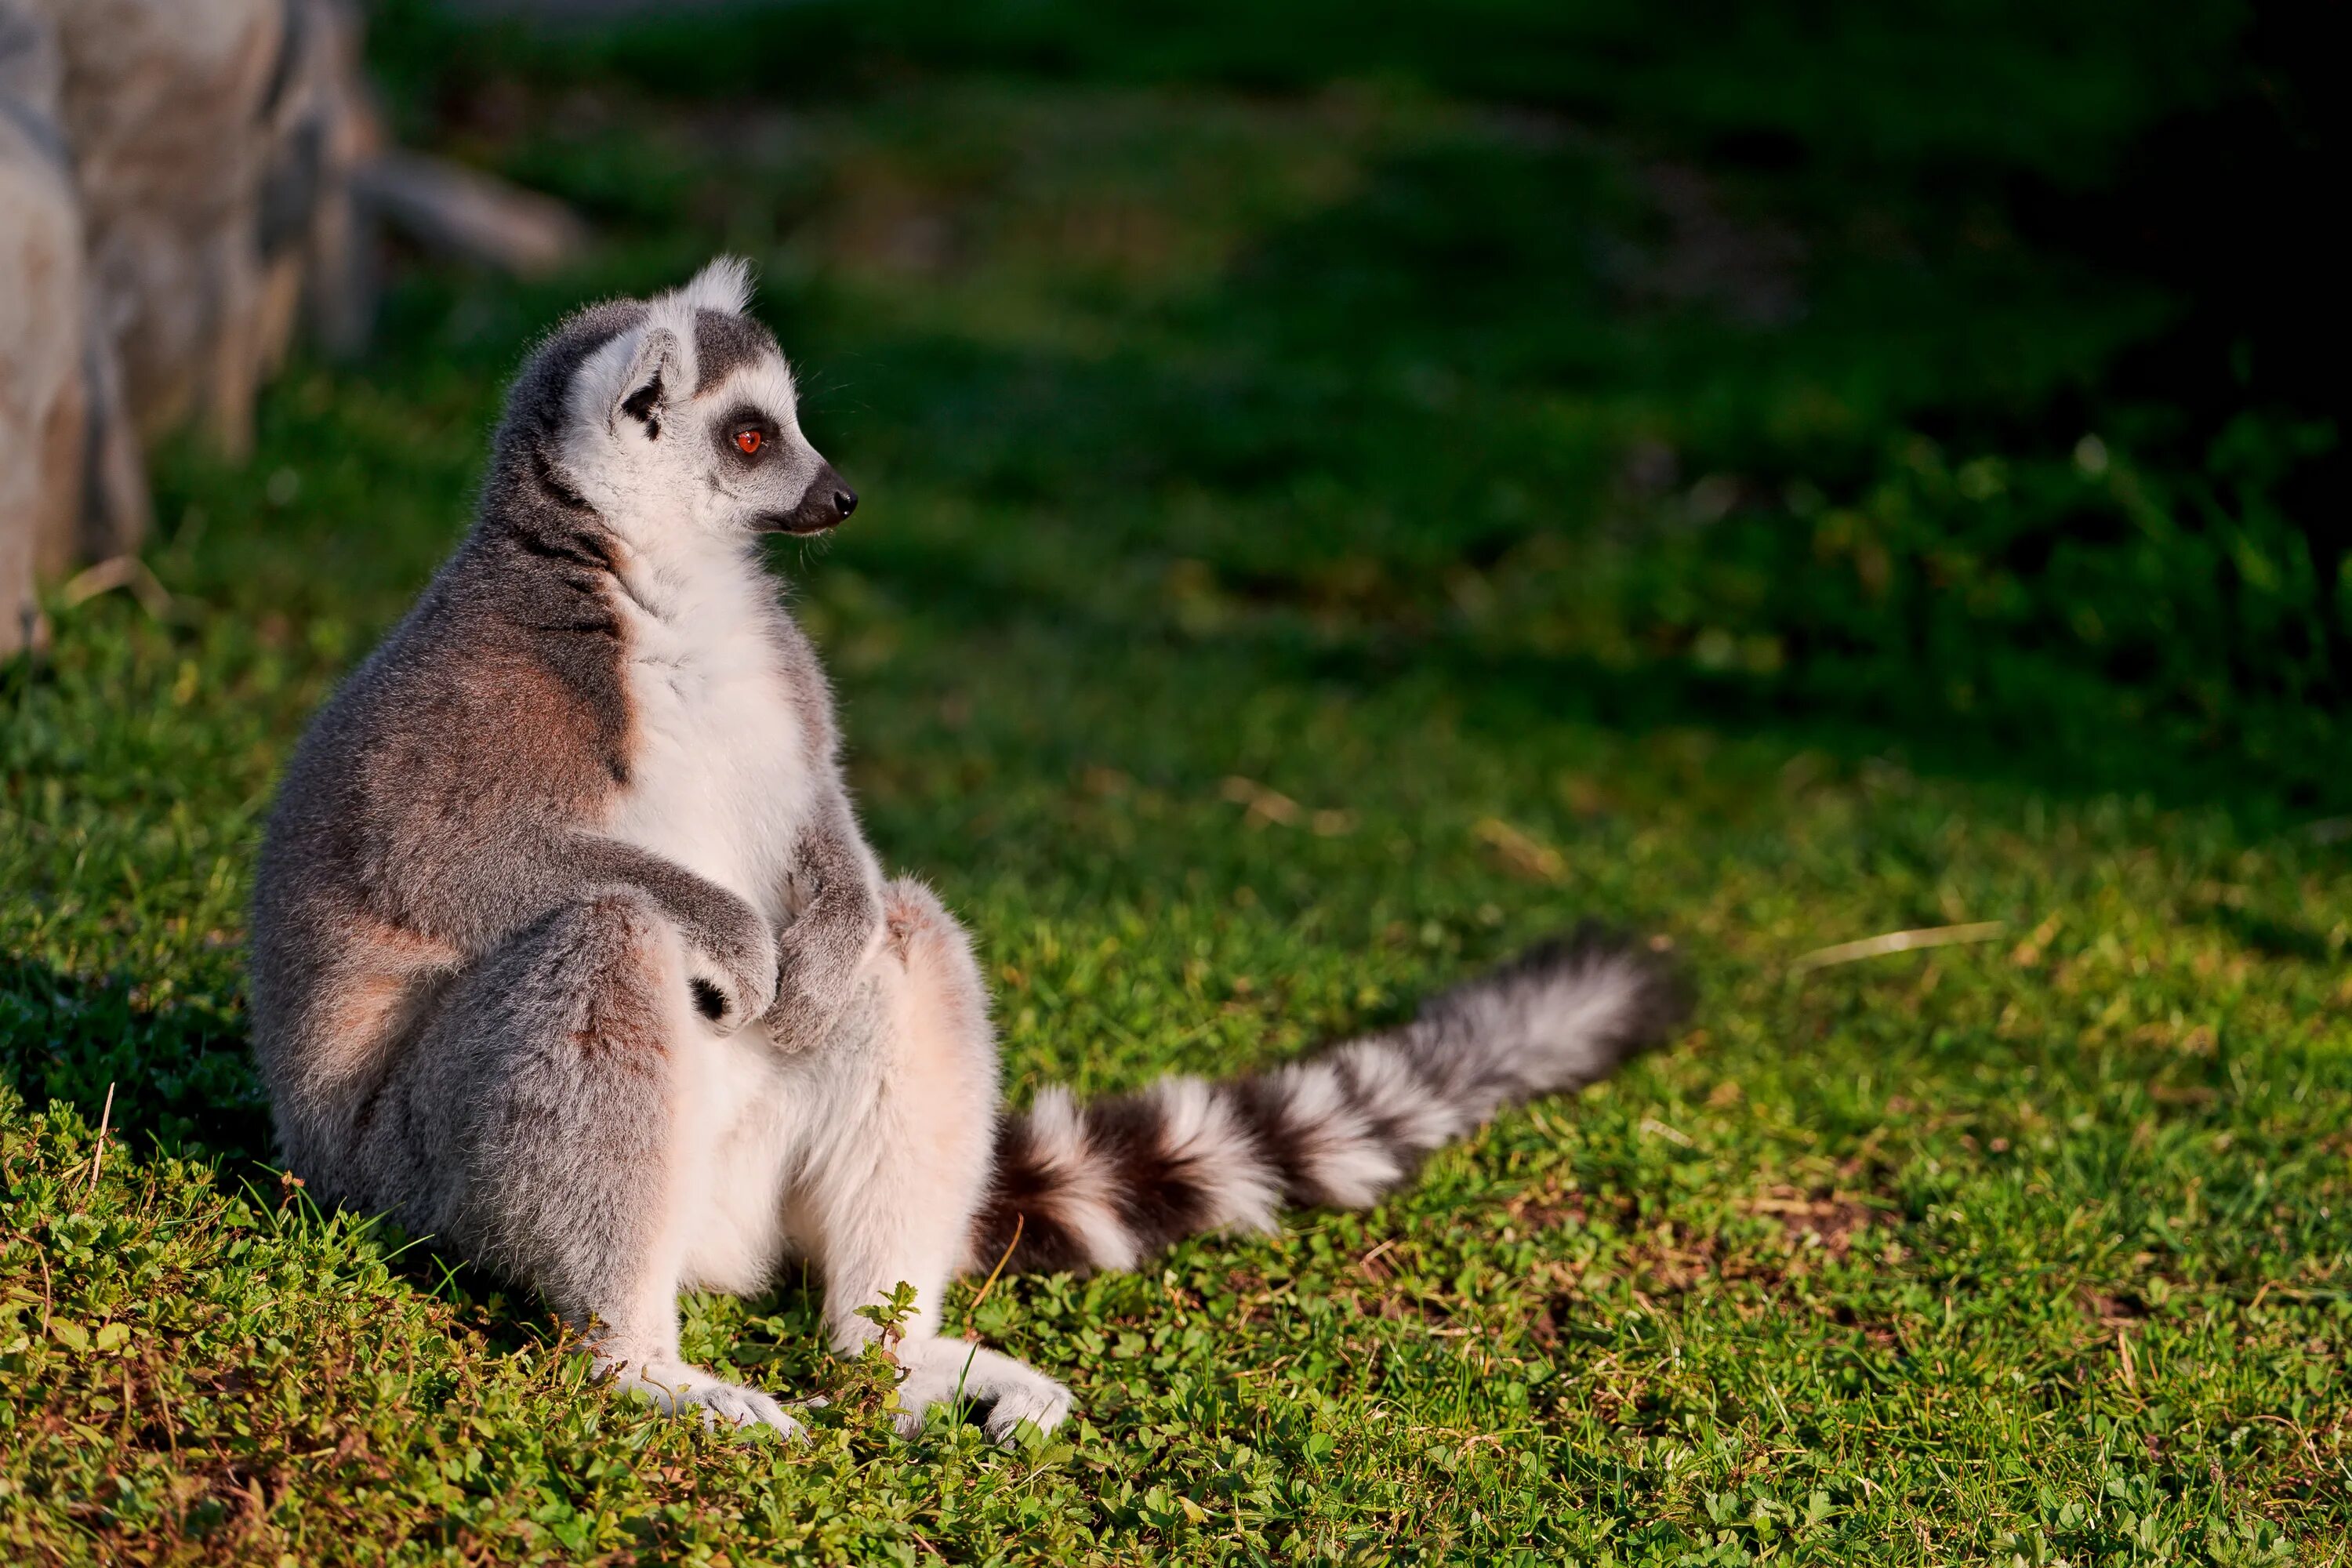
[249,284,837,1210]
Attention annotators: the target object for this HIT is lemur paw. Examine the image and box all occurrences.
[608,1357,806,1439]
[689,901,782,1035]
[892,1339,1073,1445]
[797,826,886,949]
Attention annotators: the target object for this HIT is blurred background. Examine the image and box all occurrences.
[3,0,2345,1129]
[4,0,2340,806]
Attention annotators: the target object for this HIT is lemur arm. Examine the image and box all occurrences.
[368,823,781,1031]
[561,835,781,1026]
[758,796,885,1054]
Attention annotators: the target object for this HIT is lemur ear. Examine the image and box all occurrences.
[677,255,753,316]
[611,326,682,438]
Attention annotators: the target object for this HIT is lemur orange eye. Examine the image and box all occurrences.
[735,429,764,456]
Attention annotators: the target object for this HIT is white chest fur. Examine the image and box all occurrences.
[603,539,814,929]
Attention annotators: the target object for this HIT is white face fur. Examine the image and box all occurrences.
[561,258,856,551]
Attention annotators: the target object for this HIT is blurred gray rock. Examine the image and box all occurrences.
[0,0,144,657]
[0,0,580,659]
[45,0,290,455]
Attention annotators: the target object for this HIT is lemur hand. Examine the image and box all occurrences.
[759,824,883,1049]
[808,825,885,951]
[686,891,782,1035]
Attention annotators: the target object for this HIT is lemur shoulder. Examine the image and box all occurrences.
[248,259,1690,1440]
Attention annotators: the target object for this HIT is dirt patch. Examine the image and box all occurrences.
[2080,1288,2151,1326]
[1748,1188,1879,1259]
[1500,1172,1607,1233]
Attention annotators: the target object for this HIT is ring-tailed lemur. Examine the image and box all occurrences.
[247,259,1690,1443]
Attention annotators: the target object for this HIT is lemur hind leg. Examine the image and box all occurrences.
[785,877,1073,1442]
[386,886,801,1435]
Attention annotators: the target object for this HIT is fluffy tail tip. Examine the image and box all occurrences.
[1413,922,1693,1100]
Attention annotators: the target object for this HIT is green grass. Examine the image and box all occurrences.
[4,2,2346,1561]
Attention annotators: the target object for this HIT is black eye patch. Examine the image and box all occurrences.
[714,404,777,463]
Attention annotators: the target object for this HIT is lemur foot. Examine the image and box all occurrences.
[605,1356,806,1439]
[893,1339,1073,1444]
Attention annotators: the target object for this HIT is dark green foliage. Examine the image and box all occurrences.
[387,0,2347,798]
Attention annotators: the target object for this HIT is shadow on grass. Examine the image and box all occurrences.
[0,956,269,1163]
[850,521,2352,829]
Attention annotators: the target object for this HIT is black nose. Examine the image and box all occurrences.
[767,463,860,534]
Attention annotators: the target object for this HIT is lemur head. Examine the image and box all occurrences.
[550,257,855,545]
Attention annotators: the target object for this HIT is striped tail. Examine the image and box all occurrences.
[971,926,1690,1276]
